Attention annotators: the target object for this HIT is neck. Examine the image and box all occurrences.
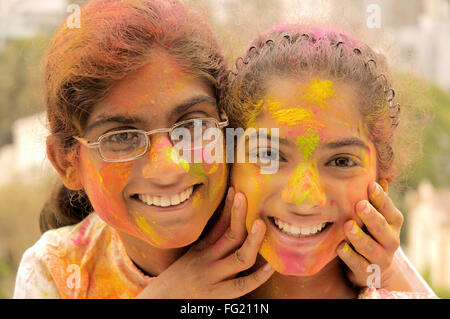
[248,257,358,299]
[117,231,188,277]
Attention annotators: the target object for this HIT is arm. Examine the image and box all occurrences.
[390,246,436,295]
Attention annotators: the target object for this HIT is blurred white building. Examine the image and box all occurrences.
[0,0,68,49]
[406,181,450,290]
[393,0,450,91]
[0,112,51,185]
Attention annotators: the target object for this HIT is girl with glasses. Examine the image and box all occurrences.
[14,1,432,299]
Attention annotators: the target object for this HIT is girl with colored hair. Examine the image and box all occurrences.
[226,25,436,298]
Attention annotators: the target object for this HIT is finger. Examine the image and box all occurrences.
[343,220,391,269]
[214,262,274,299]
[355,200,400,252]
[336,241,371,287]
[197,187,235,250]
[378,178,389,193]
[211,219,266,280]
[368,182,404,230]
[206,192,248,260]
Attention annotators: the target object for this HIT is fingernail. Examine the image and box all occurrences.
[251,221,259,234]
[227,187,234,202]
[338,242,348,253]
[370,182,380,197]
[359,200,370,215]
[263,263,273,271]
[233,194,241,209]
[350,222,358,235]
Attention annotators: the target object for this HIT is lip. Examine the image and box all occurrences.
[265,215,334,248]
[130,184,202,212]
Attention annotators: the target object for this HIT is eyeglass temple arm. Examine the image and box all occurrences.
[219,112,229,128]
[73,136,100,148]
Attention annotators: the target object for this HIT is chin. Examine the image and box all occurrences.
[264,250,336,277]
[151,227,204,249]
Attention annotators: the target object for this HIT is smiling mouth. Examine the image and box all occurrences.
[268,216,333,238]
[132,184,202,208]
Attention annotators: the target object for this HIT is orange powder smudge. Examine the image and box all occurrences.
[83,156,134,232]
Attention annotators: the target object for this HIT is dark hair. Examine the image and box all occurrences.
[40,0,228,233]
[225,25,403,183]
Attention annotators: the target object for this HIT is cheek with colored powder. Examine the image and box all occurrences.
[82,154,138,237]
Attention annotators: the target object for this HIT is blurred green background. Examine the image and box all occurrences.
[0,0,449,298]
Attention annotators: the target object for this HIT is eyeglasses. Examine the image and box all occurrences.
[74,117,228,162]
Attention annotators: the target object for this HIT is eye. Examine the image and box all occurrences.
[101,131,142,151]
[327,156,357,168]
[251,148,286,162]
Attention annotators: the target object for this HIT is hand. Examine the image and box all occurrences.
[136,187,275,299]
[337,181,404,289]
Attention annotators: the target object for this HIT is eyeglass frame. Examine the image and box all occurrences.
[73,116,229,163]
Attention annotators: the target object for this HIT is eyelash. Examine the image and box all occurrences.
[326,156,358,168]
[103,126,136,134]
[252,148,287,162]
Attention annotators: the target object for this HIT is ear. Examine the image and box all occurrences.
[46,134,83,190]
[377,178,389,193]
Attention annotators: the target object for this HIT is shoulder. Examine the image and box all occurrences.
[358,287,439,299]
[14,213,110,298]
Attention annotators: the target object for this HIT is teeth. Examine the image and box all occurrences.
[274,217,327,237]
[138,186,194,207]
[170,194,180,205]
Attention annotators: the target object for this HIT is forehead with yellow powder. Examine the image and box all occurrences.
[248,77,365,141]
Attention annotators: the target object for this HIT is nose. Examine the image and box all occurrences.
[139,133,189,184]
[281,162,326,208]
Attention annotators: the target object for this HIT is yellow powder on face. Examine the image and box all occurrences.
[134,215,162,246]
[295,128,320,161]
[301,79,336,106]
[206,162,219,175]
[246,100,265,128]
[170,148,190,172]
[282,161,326,206]
[251,95,314,128]
[271,108,312,126]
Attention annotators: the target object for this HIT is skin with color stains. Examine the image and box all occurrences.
[231,77,377,298]
[76,50,228,275]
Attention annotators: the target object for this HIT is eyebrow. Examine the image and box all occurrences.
[85,95,217,133]
[248,132,292,147]
[85,115,143,133]
[323,137,369,150]
[169,96,217,119]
